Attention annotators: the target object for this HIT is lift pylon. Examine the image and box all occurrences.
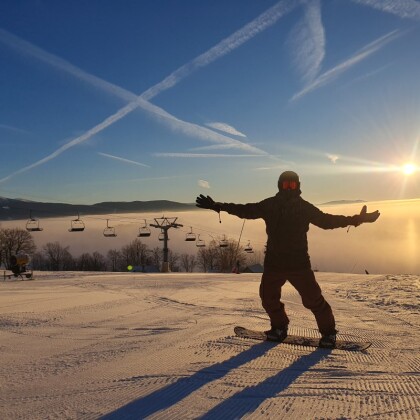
[150,217,183,272]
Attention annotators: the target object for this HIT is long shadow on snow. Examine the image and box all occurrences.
[201,348,331,419]
[101,342,330,419]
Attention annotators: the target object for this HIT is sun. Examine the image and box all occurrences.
[402,163,416,176]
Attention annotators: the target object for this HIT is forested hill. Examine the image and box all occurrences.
[0,197,196,221]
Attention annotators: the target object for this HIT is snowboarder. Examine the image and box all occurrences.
[196,171,380,348]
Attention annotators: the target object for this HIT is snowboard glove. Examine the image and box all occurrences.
[353,205,380,226]
[195,194,222,213]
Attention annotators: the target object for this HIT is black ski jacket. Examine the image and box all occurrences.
[220,192,359,271]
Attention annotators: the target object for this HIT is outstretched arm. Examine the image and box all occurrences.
[195,194,266,220]
[310,204,380,230]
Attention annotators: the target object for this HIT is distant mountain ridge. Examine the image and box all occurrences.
[0,196,369,221]
[319,200,367,206]
[0,197,196,221]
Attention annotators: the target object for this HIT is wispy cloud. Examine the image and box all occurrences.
[98,152,150,168]
[327,153,339,164]
[198,180,211,189]
[291,29,402,101]
[287,0,325,84]
[254,166,284,171]
[351,0,420,20]
[0,123,30,135]
[136,100,265,154]
[153,153,266,158]
[0,1,299,183]
[279,143,388,168]
[205,122,247,137]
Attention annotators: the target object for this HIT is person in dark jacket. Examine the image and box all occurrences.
[196,170,380,347]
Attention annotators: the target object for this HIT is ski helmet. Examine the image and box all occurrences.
[278,171,300,191]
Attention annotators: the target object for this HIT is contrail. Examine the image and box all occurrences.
[0,28,262,155]
[189,143,264,152]
[204,122,247,137]
[98,152,150,168]
[0,28,134,102]
[0,100,141,183]
[153,153,266,158]
[0,0,298,183]
[287,0,325,84]
[140,0,299,100]
[350,0,420,20]
[291,29,401,101]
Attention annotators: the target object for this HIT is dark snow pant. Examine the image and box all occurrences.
[259,268,336,335]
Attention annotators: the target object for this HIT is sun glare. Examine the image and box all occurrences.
[402,163,416,176]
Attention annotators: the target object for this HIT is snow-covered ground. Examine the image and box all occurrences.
[0,272,418,419]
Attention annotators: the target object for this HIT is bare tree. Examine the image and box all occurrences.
[246,249,265,267]
[91,251,106,271]
[180,253,196,272]
[215,239,247,272]
[42,242,74,271]
[196,239,219,272]
[107,249,121,272]
[0,228,36,268]
[31,252,47,270]
[196,238,247,273]
[150,247,162,268]
[168,250,180,272]
[77,253,93,271]
[120,238,150,269]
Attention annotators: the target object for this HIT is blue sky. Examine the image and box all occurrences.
[0,0,419,205]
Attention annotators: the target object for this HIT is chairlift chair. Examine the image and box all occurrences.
[185,226,196,242]
[103,219,117,237]
[138,220,151,238]
[219,235,228,248]
[196,234,206,247]
[26,211,43,232]
[69,213,85,232]
[244,241,254,253]
[157,230,170,241]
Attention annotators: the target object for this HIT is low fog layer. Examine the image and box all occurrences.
[2,199,418,274]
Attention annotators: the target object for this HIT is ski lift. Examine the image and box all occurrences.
[138,220,151,238]
[103,219,117,237]
[244,240,254,253]
[196,234,206,248]
[185,226,196,242]
[26,211,43,232]
[69,212,85,232]
[219,235,228,248]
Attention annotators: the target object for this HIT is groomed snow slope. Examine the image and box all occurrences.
[0,272,418,419]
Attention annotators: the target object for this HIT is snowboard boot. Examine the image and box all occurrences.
[265,327,288,342]
[319,333,337,348]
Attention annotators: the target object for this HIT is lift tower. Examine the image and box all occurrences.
[150,217,183,272]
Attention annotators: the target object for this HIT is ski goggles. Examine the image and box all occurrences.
[281,180,299,190]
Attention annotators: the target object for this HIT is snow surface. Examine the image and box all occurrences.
[0,272,418,419]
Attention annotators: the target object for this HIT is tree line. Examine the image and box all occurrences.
[0,227,263,273]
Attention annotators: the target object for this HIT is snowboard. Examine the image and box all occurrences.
[234,326,372,352]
